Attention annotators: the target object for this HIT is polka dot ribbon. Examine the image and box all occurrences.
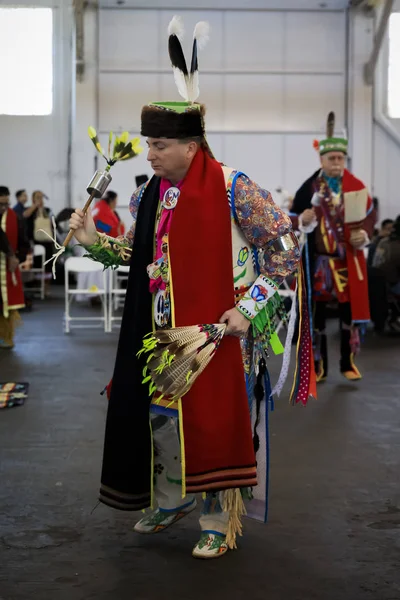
[290,266,317,406]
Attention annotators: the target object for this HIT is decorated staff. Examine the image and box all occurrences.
[42,128,143,276]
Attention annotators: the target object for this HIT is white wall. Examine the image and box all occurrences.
[5,1,396,228]
[371,4,400,219]
[71,6,97,209]
[347,10,373,191]
[72,5,347,228]
[373,124,400,217]
[0,0,73,216]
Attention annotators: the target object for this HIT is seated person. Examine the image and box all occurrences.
[91,191,125,238]
[373,216,400,330]
[368,218,394,267]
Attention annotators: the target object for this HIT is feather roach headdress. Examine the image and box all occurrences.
[141,16,211,140]
[313,111,348,156]
[326,110,335,139]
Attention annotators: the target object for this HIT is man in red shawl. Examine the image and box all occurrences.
[290,113,376,382]
[0,186,31,349]
[68,16,304,560]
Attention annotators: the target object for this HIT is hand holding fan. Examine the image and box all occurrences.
[138,323,226,401]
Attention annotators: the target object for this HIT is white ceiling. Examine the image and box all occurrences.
[100,0,350,10]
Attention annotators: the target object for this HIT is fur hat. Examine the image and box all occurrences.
[141,102,206,139]
[141,16,210,140]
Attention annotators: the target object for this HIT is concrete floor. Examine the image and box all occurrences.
[0,295,399,600]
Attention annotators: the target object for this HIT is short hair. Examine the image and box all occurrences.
[16,189,26,199]
[104,190,117,204]
[178,136,204,146]
[382,218,394,228]
[0,186,10,197]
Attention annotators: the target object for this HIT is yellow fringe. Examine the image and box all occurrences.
[148,202,162,510]
[0,218,9,318]
[0,311,21,347]
[149,416,154,510]
[168,238,188,500]
[316,358,325,383]
[178,399,186,499]
[350,353,361,376]
[222,488,247,550]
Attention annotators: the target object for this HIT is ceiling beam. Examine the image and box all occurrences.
[74,0,85,82]
[364,0,394,85]
[74,0,98,82]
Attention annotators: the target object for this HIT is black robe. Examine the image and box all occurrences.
[291,169,320,285]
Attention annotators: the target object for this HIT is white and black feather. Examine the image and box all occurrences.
[168,16,189,101]
[188,21,210,102]
[167,16,210,104]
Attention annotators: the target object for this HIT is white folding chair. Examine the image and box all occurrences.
[108,265,130,329]
[25,244,46,300]
[64,256,108,333]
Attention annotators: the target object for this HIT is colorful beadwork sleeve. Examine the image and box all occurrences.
[233,175,300,319]
[84,184,145,268]
[119,183,144,247]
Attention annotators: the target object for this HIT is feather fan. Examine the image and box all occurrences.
[139,323,226,399]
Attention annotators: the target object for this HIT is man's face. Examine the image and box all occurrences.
[0,195,9,216]
[146,138,196,180]
[381,222,394,237]
[19,192,28,205]
[320,151,346,178]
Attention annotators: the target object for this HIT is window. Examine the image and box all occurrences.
[388,13,400,118]
[0,7,53,115]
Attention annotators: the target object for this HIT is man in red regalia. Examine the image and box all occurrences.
[0,186,31,349]
[290,113,376,381]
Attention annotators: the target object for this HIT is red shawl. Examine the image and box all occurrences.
[169,149,257,492]
[1,209,25,316]
[342,170,373,322]
[316,169,373,322]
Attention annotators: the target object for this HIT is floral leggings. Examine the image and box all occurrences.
[151,414,229,534]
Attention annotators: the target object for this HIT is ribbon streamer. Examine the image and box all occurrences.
[38,217,65,279]
[271,277,298,398]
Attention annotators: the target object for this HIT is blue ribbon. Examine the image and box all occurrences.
[263,367,273,523]
[304,237,313,339]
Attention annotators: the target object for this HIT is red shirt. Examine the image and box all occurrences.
[92,199,125,238]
